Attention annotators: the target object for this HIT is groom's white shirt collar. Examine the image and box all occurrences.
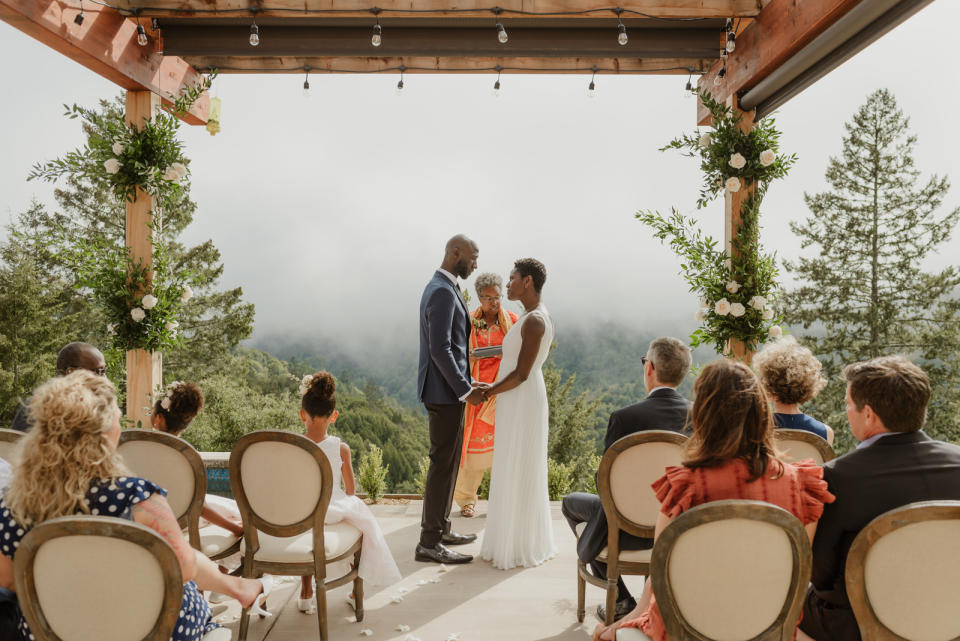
[438,268,459,287]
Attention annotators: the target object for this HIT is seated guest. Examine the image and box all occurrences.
[10,341,106,432]
[561,337,692,622]
[798,356,960,641]
[595,358,835,641]
[753,336,834,444]
[150,381,243,538]
[0,371,270,641]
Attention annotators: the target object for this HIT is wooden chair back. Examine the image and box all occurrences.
[228,430,332,554]
[13,515,183,641]
[845,500,960,641]
[650,500,811,641]
[773,429,835,464]
[598,430,688,540]
[0,428,24,463]
[118,429,206,548]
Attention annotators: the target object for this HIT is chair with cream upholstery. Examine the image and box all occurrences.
[230,430,362,641]
[773,429,835,464]
[616,499,811,641]
[577,430,688,625]
[0,428,23,463]
[845,500,960,641]
[13,515,232,641]
[118,429,241,561]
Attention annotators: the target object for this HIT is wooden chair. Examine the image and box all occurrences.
[13,515,232,641]
[230,430,363,641]
[845,500,960,641]
[0,428,23,463]
[773,428,835,464]
[118,429,241,561]
[617,500,811,641]
[577,430,688,625]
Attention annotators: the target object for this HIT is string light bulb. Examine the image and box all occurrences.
[714,66,726,85]
[74,0,84,26]
[588,66,597,98]
[371,9,382,47]
[616,9,628,46]
[493,8,507,44]
[684,71,693,98]
[135,19,148,46]
[249,12,260,47]
[492,66,502,97]
[726,30,736,53]
[303,66,311,96]
[396,65,405,94]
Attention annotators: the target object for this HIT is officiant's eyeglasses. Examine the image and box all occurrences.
[479,295,502,302]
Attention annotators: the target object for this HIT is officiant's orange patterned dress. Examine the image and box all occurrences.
[453,306,518,510]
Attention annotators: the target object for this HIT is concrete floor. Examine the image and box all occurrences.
[213,501,645,641]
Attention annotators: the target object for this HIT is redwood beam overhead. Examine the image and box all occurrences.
[696,0,863,125]
[0,0,209,125]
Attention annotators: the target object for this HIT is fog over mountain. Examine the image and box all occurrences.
[2,2,959,351]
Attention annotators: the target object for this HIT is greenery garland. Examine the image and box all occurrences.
[637,89,796,354]
[27,74,216,352]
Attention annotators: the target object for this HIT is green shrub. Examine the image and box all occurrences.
[413,455,430,497]
[357,444,390,503]
[478,469,491,500]
[547,458,573,500]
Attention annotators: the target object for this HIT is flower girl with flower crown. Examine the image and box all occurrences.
[296,371,401,613]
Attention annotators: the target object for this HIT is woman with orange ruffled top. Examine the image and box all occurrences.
[454,273,518,518]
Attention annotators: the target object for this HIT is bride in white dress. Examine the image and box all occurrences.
[479,258,557,570]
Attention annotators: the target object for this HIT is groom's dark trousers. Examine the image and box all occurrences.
[418,270,473,547]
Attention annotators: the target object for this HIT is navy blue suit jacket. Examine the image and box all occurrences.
[417,271,472,404]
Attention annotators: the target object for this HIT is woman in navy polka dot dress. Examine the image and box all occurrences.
[0,371,270,641]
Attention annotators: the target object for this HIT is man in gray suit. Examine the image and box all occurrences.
[561,337,692,621]
[416,235,487,564]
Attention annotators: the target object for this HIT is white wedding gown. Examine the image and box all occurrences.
[480,304,557,570]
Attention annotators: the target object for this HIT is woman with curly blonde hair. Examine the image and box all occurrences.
[0,371,269,641]
[753,336,834,444]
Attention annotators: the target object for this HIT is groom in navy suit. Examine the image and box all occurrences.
[416,234,488,564]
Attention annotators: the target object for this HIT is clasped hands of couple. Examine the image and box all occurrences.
[465,381,493,405]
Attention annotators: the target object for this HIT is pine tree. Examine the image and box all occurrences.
[786,89,960,451]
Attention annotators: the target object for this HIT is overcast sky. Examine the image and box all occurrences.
[2,2,959,349]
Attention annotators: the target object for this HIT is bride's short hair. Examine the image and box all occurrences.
[514,258,546,293]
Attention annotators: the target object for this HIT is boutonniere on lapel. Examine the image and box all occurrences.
[471,317,487,331]
[461,288,471,306]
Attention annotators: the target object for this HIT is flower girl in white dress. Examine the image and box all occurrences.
[297,372,401,613]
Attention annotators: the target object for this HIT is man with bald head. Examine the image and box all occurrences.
[10,342,106,432]
[416,234,487,564]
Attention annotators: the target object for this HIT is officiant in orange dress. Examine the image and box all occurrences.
[455,273,518,517]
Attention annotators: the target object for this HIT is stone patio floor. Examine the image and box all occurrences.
[213,500,645,641]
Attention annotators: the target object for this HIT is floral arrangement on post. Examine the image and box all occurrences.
[29,72,216,214]
[636,89,796,354]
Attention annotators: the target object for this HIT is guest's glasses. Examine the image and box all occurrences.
[479,295,502,302]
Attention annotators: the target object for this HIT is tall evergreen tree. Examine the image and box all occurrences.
[786,89,960,451]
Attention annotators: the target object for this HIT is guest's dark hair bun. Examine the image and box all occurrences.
[302,371,337,417]
[153,381,204,435]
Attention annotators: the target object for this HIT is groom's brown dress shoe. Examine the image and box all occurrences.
[441,531,477,545]
[415,543,473,564]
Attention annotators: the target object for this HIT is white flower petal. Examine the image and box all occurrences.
[360,629,373,636]
[396,624,411,632]
[439,564,449,573]
[391,595,404,603]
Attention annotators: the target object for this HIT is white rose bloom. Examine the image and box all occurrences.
[171,162,188,179]
[729,302,746,317]
[162,167,180,181]
[106,323,116,335]
[724,258,732,271]
[130,307,145,322]
[160,398,171,410]
[748,295,767,310]
[699,133,711,148]
[728,153,746,169]
[714,298,731,316]
[112,142,125,155]
[695,308,706,323]
[141,294,158,310]
[725,177,741,192]
[769,325,783,339]
[759,149,776,166]
[103,158,121,174]
[181,284,193,302]
[726,280,741,294]
[762,308,775,320]
[165,320,179,331]
[699,297,710,308]
[301,374,313,385]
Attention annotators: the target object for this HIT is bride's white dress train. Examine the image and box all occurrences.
[480,303,557,570]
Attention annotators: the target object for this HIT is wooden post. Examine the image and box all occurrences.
[125,90,162,427]
[724,94,756,364]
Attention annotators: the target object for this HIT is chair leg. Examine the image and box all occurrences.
[576,562,586,623]
[605,576,618,626]
[237,564,256,641]
[316,583,328,641]
[353,547,364,622]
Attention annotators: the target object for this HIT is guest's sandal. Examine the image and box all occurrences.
[461,504,475,518]
[247,576,273,618]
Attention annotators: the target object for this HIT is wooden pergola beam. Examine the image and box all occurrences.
[0,0,210,125]
[117,0,771,20]
[696,0,862,125]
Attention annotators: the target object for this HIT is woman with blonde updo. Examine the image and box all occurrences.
[296,371,400,614]
[753,336,834,444]
[0,372,270,641]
